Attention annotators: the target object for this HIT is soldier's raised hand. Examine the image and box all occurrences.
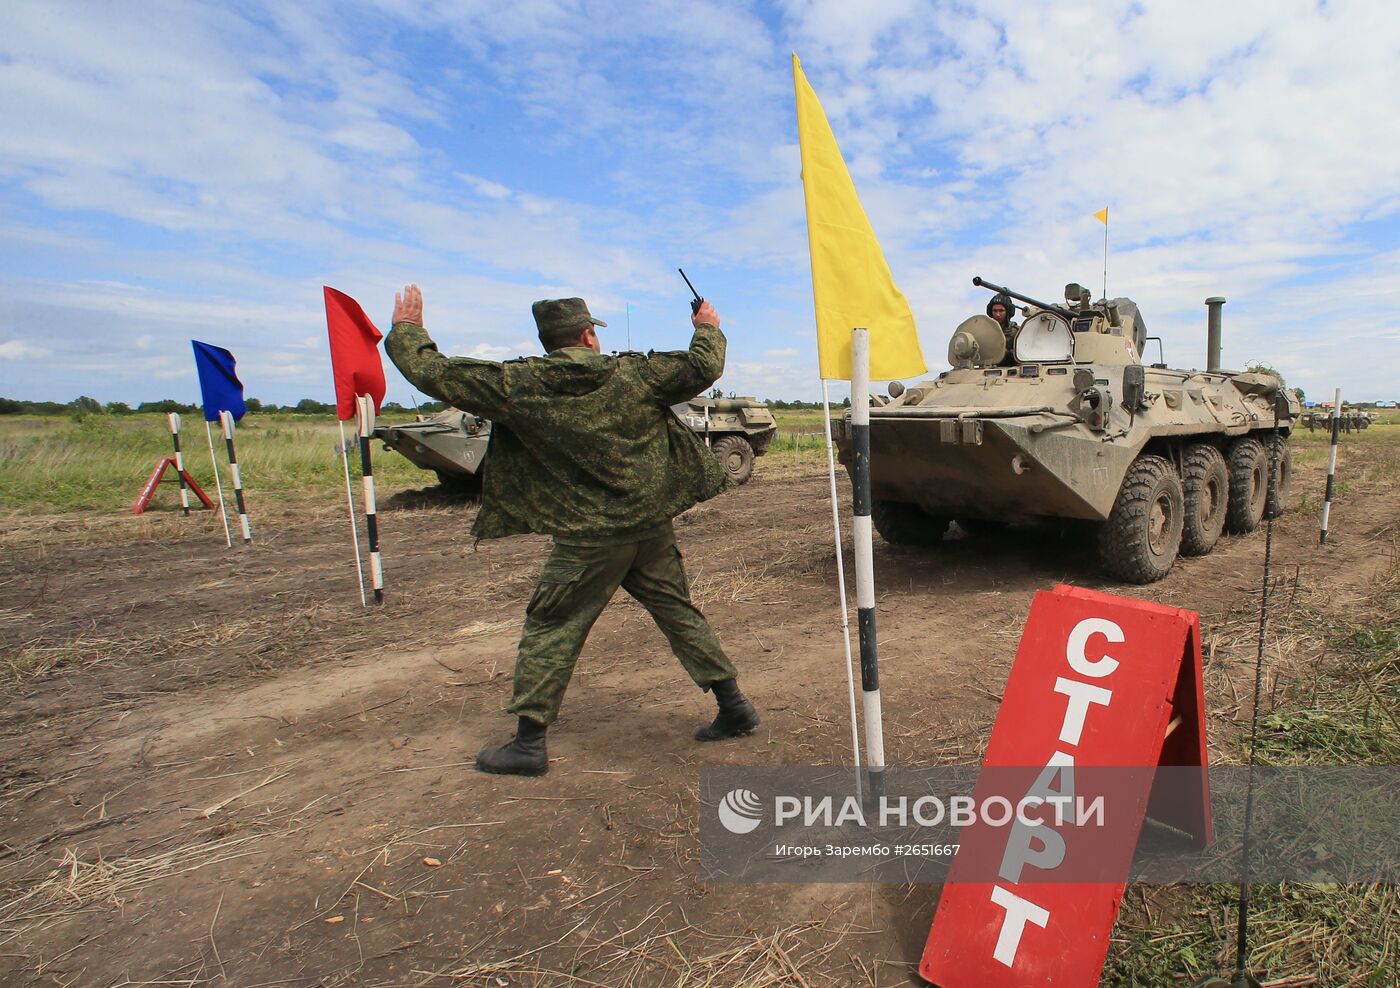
[692,299,720,330]
[393,284,424,327]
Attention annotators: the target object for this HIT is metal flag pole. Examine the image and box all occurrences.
[821,378,863,801]
[204,419,232,547]
[1320,387,1343,545]
[626,302,632,351]
[357,395,384,604]
[850,328,885,801]
[1230,404,1285,988]
[338,420,368,607]
[1102,207,1109,301]
[220,411,252,544]
[167,412,191,516]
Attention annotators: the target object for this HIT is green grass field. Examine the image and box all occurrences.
[2,408,1393,517]
[0,409,852,515]
[0,413,435,514]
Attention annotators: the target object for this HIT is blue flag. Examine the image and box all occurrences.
[191,340,247,422]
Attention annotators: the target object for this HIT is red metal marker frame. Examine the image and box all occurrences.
[132,457,215,514]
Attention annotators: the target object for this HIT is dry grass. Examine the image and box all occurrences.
[1105,509,1400,984]
[0,600,335,686]
[415,909,881,987]
[689,556,792,607]
[0,829,272,950]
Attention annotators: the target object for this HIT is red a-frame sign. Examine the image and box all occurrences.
[131,457,216,514]
[921,584,1211,988]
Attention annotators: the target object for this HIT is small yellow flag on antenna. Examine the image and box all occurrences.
[793,53,925,382]
[1093,207,1109,225]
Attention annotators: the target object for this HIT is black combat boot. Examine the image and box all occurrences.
[476,717,549,776]
[695,679,760,741]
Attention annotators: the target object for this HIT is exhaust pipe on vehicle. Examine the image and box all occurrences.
[1205,296,1226,373]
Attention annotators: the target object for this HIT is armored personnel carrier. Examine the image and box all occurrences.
[373,409,489,495]
[376,397,777,490]
[669,396,778,484]
[836,278,1299,583]
[1302,409,1372,432]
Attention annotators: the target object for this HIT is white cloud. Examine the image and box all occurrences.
[1,0,1397,404]
[459,343,515,360]
[456,172,512,200]
[773,0,1400,398]
[0,340,49,360]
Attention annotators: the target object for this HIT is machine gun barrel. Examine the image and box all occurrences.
[972,276,1075,320]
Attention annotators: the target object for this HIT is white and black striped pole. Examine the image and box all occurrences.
[820,378,864,801]
[356,395,384,604]
[204,419,233,548]
[220,410,252,544]
[167,413,191,516]
[1320,387,1343,545]
[849,328,885,800]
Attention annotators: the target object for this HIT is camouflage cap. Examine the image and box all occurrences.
[532,298,608,336]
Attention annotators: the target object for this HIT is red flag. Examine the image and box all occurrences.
[324,286,386,421]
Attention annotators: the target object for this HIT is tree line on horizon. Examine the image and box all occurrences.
[0,396,439,416]
[0,395,839,417]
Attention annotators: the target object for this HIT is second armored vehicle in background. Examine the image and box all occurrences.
[670,396,778,485]
[374,409,490,495]
[376,397,778,491]
[836,279,1299,583]
[1302,409,1373,432]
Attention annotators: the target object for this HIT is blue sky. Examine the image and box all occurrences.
[2,0,1397,405]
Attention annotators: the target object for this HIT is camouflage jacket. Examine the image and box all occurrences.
[385,321,732,541]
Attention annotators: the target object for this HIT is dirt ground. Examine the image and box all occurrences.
[1,447,1396,987]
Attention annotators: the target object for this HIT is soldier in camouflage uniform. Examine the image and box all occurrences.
[385,285,760,776]
[987,292,1019,366]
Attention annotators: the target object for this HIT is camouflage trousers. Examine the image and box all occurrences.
[508,522,738,726]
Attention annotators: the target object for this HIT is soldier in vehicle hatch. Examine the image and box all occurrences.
[986,292,1019,364]
[383,285,760,777]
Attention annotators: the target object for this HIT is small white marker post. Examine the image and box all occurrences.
[204,418,232,547]
[1320,387,1343,545]
[356,395,384,604]
[338,420,368,607]
[220,410,252,544]
[820,378,863,802]
[167,412,191,516]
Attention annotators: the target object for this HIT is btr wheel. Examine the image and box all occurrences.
[957,518,1009,537]
[435,469,482,497]
[1226,438,1268,534]
[712,435,755,485]
[872,500,950,545]
[1098,454,1185,583]
[1181,443,1228,556]
[1264,439,1292,519]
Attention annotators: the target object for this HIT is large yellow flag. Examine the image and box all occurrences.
[793,54,925,381]
[1093,207,1109,224]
